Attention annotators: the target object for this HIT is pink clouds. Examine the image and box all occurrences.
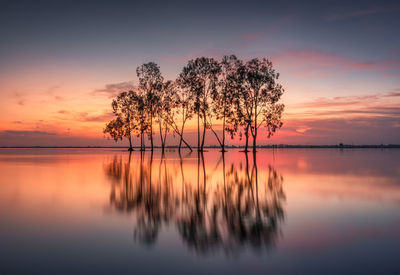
[272,50,400,78]
[327,7,392,21]
[240,33,262,40]
[274,90,400,144]
[294,92,400,110]
[92,81,136,98]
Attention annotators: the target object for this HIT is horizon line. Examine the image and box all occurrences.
[1,144,399,149]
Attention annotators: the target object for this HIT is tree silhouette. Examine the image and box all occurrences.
[136,62,164,151]
[209,55,243,152]
[156,81,174,151]
[105,55,285,150]
[157,80,193,152]
[133,92,150,151]
[169,79,195,151]
[237,58,284,152]
[104,91,138,151]
[178,57,221,151]
[104,117,132,149]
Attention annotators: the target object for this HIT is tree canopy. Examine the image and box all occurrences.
[104,55,285,151]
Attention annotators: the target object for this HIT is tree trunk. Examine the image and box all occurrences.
[163,126,167,151]
[128,135,133,151]
[141,132,146,151]
[150,111,154,151]
[179,112,185,151]
[197,112,200,150]
[253,101,257,153]
[244,124,249,152]
[159,121,164,150]
[201,112,206,151]
[179,132,192,151]
[179,135,183,151]
[221,114,226,152]
[252,132,257,152]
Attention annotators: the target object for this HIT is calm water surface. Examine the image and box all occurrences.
[0,148,399,275]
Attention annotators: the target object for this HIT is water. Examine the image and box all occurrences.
[0,148,399,275]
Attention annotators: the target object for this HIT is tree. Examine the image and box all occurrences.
[237,58,284,152]
[164,80,194,151]
[133,91,150,151]
[209,55,243,152]
[104,116,133,150]
[104,90,150,151]
[178,57,220,151]
[104,91,138,151]
[136,62,163,151]
[156,81,174,151]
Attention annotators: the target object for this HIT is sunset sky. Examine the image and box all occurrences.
[0,0,399,146]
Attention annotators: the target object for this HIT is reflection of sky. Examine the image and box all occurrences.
[0,0,399,146]
[0,149,399,274]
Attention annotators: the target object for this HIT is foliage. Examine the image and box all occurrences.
[105,56,285,150]
[178,57,221,150]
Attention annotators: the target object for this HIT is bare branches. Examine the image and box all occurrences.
[104,56,285,151]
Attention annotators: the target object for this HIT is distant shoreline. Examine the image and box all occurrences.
[1,145,399,149]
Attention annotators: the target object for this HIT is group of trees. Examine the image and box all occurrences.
[104,55,285,152]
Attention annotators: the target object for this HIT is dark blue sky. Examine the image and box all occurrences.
[1,0,399,67]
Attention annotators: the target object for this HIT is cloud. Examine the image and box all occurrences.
[13,92,26,106]
[54,95,64,101]
[274,90,400,144]
[272,50,400,77]
[56,110,114,122]
[293,92,400,113]
[241,33,262,40]
[326,7,388,21]
[295,127,311,133]
[295,92,400,109]
[276,115,400,144]
[44,85,61,95]
[77,112,114,122]
[385,90,400,97]
[57,110,70,114]
[92,81,136,98]
[289,50,397,71]
[0,130,57,137]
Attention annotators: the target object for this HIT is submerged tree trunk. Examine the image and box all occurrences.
[201,112,206,151]
[179,133,183,151]
[150,111,154,151]
[140,132,146,151]
[244,124,250,152]
[252,131,257,152]
[163,126,167,151]
[221,114,226,152]
[197,112,200,150]
[253,103,258,153]
[159,121,164,151]
[128,135,133,151]
[179,112,185,151]
[177,130,192,151]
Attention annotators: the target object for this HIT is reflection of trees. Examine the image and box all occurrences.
[104,151,285,255]
[106,152,179,245]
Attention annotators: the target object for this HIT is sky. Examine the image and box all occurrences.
[0,0,399,146]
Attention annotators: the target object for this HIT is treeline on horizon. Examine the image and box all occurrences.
[104,55,285,152]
